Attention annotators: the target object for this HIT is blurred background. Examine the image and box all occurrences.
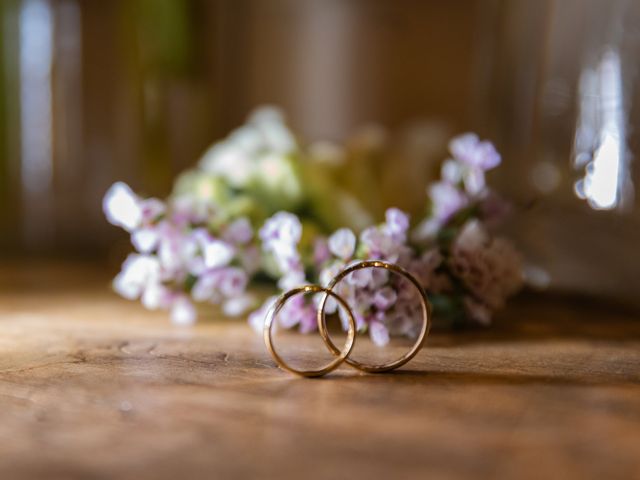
[1,0,640,306]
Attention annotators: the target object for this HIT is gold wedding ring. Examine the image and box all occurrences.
[263,261,431,377]
[263,284,357,377]
[318,260,431,373]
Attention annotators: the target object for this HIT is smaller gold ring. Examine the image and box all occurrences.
[264,284,357,378]
[317,260,431,373]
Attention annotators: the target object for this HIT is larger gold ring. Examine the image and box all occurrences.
[264,284,357,378]
[317,260,431,373]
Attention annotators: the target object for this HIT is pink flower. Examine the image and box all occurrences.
[344,266,373,288]
[373,286,397,311]
[191,272,219,302]
[313,237,331,266]
[192,267,248,302]
[429,181,468,222]
[450,220,523,310]
[449,133,501,171]
[384,208,410,241]
[223,217,253,245]
[463,168,486,196]
[139,198,165,224]
[216,267,248,297]
[369,320,390,347]
[359,227,402,261]
[369,267,389,289]
[275,294,316,332]
[239,245,261,275]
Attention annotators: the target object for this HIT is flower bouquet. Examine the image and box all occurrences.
[104,107,523,346]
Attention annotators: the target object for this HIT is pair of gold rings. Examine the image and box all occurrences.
[263,260,432,377]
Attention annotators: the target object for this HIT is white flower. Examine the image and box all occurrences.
[249,106,296,152]
[260,212,303,274]
[170,296,196,326]
[198,106,297,191]
[103,182,141,232]
[260,212,302,249]
[199,143,254,188]
[113,254,161,300]
[249,105,285,125]
[228,125,263,153]
[203,240,235,269]
[141,281,172,310]
[328,228,356,260]
[131,227,160,253]
[255,153,302,202]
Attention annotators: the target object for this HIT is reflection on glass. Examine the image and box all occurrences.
[574,48,631,210]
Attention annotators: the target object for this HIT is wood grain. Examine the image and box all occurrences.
[0,262,639,480]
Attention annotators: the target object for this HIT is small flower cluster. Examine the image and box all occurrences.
[104,107,523,345]
[104,182,258,325]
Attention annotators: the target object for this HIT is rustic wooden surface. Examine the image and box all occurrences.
[0,262,639,480]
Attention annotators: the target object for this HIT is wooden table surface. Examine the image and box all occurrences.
[0,262,639,480]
